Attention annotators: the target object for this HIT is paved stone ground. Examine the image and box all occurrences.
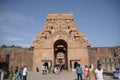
[27,71,116,80]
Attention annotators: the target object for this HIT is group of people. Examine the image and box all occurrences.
[76,63,103,80]
[41,64,49,75]
[41,64,61,75]
[8,65,28,80]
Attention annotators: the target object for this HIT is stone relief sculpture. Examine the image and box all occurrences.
[99,58,120,72]
[106,59,111,72]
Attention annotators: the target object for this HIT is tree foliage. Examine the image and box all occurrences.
[0,45,22,48]
[0,45,7,48]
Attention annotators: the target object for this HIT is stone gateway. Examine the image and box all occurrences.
[33,13,90,71]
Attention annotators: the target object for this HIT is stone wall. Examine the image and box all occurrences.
[0,46,120,72]
[88,46,120,72]
[0,48,33,71]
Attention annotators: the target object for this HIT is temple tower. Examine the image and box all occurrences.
[33,13,90,71]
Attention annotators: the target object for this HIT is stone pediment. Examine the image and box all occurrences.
[33,13,89,48]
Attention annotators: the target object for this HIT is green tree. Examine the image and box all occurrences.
[1,45,7,48]
[9,45,15,48]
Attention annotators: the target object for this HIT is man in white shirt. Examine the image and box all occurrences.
[41,64,45,75]
[94,64,104,80]
[22,66,28,80]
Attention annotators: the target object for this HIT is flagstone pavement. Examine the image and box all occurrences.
[27,70,116,80]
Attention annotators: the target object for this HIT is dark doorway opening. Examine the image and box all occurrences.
[74,62,78,69]
[44,62,48,68]
[54,39,68,70]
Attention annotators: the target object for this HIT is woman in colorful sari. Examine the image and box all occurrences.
[88,65,94,80]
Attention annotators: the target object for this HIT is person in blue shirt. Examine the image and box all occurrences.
[76,64,83,80]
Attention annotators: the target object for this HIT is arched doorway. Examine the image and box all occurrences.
[54,39,68,70]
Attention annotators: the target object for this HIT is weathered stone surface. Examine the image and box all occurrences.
[0,48,33,71]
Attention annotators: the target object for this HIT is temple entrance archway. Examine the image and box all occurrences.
[33,13,90,71]
[54,39,68,70]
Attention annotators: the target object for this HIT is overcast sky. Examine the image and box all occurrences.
[0,0,120,47]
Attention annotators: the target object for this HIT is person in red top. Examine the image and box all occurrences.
[54,66,60,74]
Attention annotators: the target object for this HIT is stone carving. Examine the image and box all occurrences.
[33,13,89,48]
[100,58,120,72]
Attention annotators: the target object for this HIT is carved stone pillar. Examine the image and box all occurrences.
[106,59,111,72]
[111,58,115,71]
[101,58,106,71]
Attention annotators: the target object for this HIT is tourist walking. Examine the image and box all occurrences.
[8,66,14,80]
[88,65,94,80]
[19,67,23,80]
[94,64,104,80]
[41,64,45,75]
[84,65,89,80]
[15,66,19,74]
[14,67,21,80]
[22,66,28,80]
[0,70,1,80]
[0,69,3,80]
[52,66,55,73]
[76,64,83,80]
[36,67,39,72]
[44,66,48,75]
[54,66,60,74]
